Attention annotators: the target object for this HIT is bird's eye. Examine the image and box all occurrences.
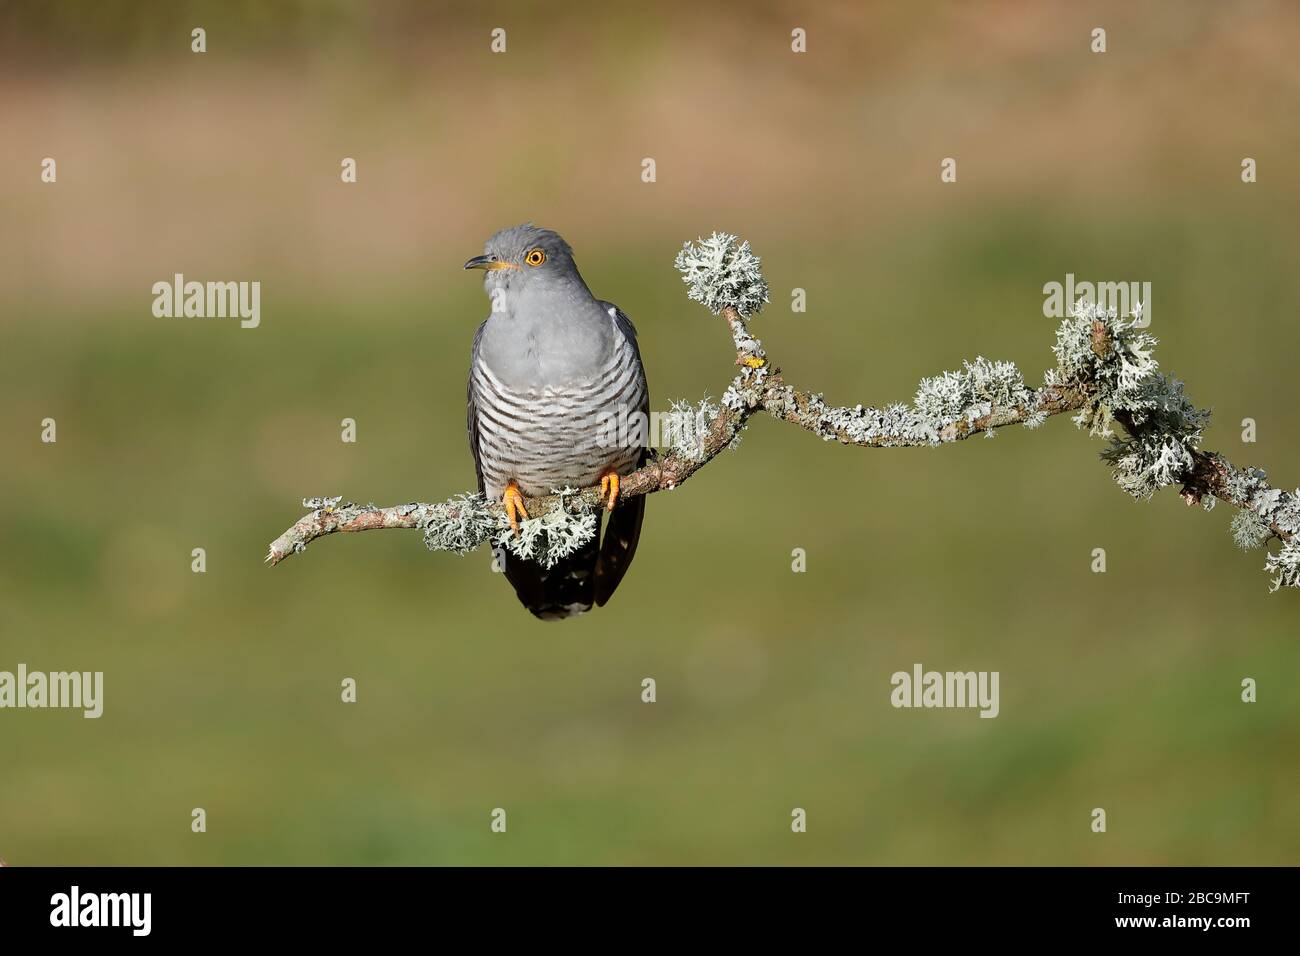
[524,248,546,267]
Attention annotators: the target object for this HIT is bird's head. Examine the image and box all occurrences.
[464,223,584,302]
[465,223,582,291]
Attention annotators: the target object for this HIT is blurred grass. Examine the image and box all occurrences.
[2,0,1299,865]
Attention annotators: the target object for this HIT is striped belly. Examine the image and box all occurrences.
[472,351,645,499]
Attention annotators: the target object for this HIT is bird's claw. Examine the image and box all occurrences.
[503,482,529,534]
[599,471,620,512]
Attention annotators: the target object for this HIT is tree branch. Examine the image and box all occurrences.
[266,234,1299,591]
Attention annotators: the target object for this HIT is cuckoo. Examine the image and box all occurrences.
[465,224,649,620]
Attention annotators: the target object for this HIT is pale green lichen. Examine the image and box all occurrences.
[498,487,598,568]
[1051,300,1210,500]
[674,232,770,318]
[662,397,720,460]
[1022,409,1049,430]
[303,495,346,510]
[913,357,1033,430]
[421,494,500,555]
[1265,539,1300,592]
[1051,299,1161,437]
[420,488,598,566]
[1230,509,1272,551]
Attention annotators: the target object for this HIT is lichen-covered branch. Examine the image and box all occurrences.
[266,233,1299,591]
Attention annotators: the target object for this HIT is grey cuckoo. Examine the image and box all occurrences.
[465,224,649,620]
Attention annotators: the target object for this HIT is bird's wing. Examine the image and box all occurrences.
[466,319,487,495]
[593,300,649,607]
[598,300,647,416]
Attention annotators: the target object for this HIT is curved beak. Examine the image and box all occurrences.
[464,254,517,271]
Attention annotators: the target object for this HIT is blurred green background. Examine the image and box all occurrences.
[2,0,1298,865]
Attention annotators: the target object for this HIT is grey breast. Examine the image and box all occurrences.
[471,304,646,499]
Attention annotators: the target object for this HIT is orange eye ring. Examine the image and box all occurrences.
[524,248,546,267]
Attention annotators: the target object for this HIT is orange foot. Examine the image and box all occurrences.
[503,481,529,534]
[599,470,621,512]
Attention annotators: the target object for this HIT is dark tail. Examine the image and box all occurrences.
[502,494,645,620]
